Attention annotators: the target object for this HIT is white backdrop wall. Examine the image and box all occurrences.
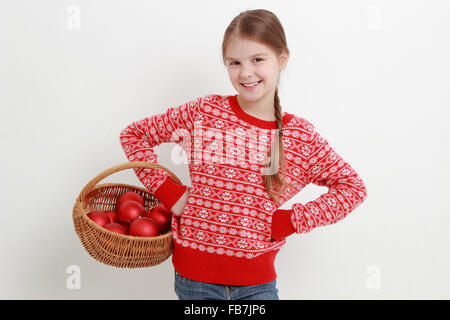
[1,0,449,299]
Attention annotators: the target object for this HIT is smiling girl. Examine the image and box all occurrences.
[119,9,368,300]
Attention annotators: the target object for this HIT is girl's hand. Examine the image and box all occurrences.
[170,187,190,217]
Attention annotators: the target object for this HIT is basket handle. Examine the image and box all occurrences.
[78,161,182,202]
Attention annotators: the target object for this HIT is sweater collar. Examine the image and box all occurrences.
[228,94,293,129]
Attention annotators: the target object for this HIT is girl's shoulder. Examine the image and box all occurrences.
[284,113,315,130]
[190,93,228,105]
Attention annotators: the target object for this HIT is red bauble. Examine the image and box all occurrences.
[104,223,128,235]
[117,200,146,224]
[128,217,160,237]
[116,192,144,210]
[87,211,111,227]
[151,204,172,219]
[104,210,117,223]
[148,206,171,234]
[118,220,131,229]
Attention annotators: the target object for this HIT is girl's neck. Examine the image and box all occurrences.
[236,94,285,121]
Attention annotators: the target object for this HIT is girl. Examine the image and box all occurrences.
[119,9,367,300]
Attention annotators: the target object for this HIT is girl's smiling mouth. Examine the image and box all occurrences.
[241,80,262,90]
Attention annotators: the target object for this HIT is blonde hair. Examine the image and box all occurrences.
[222,9,294,205]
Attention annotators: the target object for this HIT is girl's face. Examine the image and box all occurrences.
[224,35,288,105]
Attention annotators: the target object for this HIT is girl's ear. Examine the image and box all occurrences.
[278,51,289,71]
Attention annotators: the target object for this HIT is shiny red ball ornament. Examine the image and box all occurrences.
[148,206,171,234]
[87,211,111,227]
[104,223,128,235]
[128,217,160,237]
[116,192,144,210]
[117,200,146,224]
[151,204,172,218]
[118,220,130,230]
[104,210,118,223]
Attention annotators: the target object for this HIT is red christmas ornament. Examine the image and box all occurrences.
[117,200,146,224]
[87,211,111,227]
[128,217,160,237]
[116,192,144,211]
[104,223,128,235]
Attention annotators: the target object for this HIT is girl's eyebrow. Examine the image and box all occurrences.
[225,53,269,61]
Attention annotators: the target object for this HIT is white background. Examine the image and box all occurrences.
[1,0,449,299]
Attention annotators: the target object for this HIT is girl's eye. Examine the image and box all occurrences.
[229,58,263,66]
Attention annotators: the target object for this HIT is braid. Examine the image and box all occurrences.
[274,89,283,135]
[263,88,294,205]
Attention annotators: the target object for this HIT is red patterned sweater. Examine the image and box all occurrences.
[119,93,367,285]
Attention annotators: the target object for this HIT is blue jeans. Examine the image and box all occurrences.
[174,270,279,300]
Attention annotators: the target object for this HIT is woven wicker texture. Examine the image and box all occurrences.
[73,161,181,268]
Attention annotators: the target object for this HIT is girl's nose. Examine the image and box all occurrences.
[240,67,255,78]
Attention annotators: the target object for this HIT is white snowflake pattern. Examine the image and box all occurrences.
[301,145,312,157]
[239,230,249,238]
[341,167,351,176]
[222,191,233,201]
[311,165,321,176]
[292,167,301,177]
[225,168,237,179]
[243,196,253,205]
[206,165,215,175]
[309,205,320,216]
[255,221,266,231]
[215,120,225,129]
[240,217,251,227]
[327,197,338,208]
[202,187,212,197]
[218,213,230,223]
[247,173,259,183]
[208,140,219,151]
[237,239,249,249]
[215,235,226,245]
[196,231,206,241]
[198,209,209,219]
[283,139,292,148]
[263,201,275,212]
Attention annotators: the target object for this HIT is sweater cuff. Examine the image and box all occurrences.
[271,209,296,241]
[153,176,187,211]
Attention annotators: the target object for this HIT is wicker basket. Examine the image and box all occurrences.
[72,161,181,268]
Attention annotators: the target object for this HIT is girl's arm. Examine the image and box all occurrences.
[170,186,190,217]
[271,123,368,240]
[119,96,202,213]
